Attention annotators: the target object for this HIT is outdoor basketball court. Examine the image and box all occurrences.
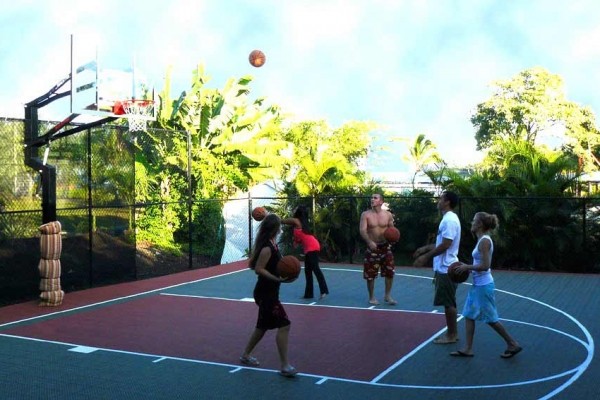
[1,262,597,399]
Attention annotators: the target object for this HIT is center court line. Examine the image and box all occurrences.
[159,291,592,395]
[372,316,465,384]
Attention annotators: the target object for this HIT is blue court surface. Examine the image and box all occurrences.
[1,262,598,400]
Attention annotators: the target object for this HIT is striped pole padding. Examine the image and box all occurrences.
[38,259,61,279]
[38,221,64,306]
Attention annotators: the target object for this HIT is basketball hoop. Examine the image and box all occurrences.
[121,99,155,132]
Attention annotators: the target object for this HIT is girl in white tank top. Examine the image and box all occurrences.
[471,235,494,286]
[449,212,522,358]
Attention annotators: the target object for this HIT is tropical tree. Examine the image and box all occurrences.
[561,103,600,173]
[156,65,288,198]
[279,120,374,209]
[275,120,375,261]
[395,133,442,189]
[471,67,600,173]
[133,65,288,255]
[439,135,582,271]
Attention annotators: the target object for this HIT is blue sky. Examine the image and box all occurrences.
[2,0,599,179]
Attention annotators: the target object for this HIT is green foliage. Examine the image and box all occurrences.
[471,66,600,174]
[174,200,225,258]
[157,64,287,198]
[136,205,182,256]
[280,120,375,200]
[393,133,442,189]
[272,116,380,262]
[471,67,568,149]
[456,197,587,272]
[132,130,186,253]
[0,212,39,242]
[0,121,37,211]
[561,104,600,173]
[453,137,580,197]
[133,64,289,255]
[313,196,362,263]
[434,132,584,270]
[386,195,439,263]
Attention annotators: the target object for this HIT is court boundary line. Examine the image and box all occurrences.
[0,330,580,390]
[0,265,593,398]
[158,292,592,392]
[0,268,248,329]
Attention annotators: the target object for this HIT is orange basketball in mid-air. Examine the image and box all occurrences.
[383,227,401,243]
[251,206,267,221]
[277,255,301,281]
[249,49,266,67]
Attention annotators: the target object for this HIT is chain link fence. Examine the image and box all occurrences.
[1,118,600,306]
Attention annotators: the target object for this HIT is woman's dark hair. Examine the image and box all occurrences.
[293,205,311,234]
[442,191,459,209]
[249,213,281,269]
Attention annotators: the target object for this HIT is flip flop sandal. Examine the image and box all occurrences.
[500,346,523,358]
[450,350,474,357]
[279,366,297,377]
[239,355,260,366]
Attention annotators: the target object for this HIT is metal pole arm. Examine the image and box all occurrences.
[25,75,71,107]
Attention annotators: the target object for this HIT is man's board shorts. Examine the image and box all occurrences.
[363,243,395,280]
[433,271,457,308]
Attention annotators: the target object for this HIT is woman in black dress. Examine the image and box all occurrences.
[240,213,297,377]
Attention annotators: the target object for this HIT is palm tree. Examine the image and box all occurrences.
[294,145,361,211]
[398,133,442,189]
[280,120,369,210]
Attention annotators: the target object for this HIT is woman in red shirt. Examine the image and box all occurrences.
[283,206,329,299]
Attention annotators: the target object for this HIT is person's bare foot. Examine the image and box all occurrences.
[433,335,459,344]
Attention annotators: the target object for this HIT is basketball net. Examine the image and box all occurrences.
[122,100,154,132]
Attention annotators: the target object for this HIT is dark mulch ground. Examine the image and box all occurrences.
[0,232,218,307]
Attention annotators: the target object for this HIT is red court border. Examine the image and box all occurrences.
[0,261,247,324]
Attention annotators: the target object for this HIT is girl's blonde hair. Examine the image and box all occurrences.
[475,212,499,231]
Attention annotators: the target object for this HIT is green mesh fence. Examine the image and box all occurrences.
[1,118,599,306]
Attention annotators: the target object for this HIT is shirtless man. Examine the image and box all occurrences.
[359,193,397,305]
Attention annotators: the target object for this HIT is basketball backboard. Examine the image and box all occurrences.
[70,34,156,121]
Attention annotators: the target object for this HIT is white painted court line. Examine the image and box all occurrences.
[68,346,98,354]
[0,266,593,397]
[0,268,249,329]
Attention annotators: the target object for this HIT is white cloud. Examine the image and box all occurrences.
[2,0,600,172]
[571,25,600,60]
[281,1,363,54]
